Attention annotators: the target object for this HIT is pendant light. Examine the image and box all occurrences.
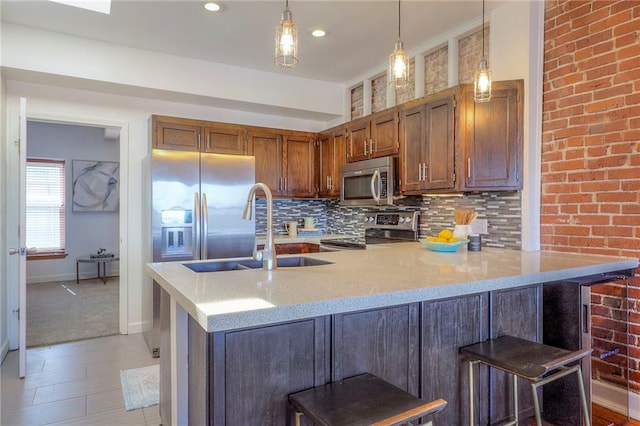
[474,0,492,102]
[388,0,410,89]
[275,0,298,68]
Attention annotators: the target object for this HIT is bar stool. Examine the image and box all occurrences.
[460,335,592,426]
[289,373,447,426]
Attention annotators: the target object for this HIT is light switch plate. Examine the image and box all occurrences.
[470,218,488,235]
[423,421,433,426]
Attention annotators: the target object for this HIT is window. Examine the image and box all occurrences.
[26,158,66,259]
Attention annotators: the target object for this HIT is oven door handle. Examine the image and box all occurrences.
[370,169,381,204]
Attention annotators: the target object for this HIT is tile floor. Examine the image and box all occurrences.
[1,333,160,426]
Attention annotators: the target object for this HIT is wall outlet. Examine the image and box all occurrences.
[423,421,433,426]
[470,218,488,235]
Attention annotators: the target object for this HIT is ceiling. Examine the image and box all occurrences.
[1,0,506,84]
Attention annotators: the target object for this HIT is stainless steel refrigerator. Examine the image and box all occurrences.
[143,149,256,356]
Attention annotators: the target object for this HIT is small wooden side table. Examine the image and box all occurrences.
[76,255,119,284]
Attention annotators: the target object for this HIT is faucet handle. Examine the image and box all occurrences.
[254,250,264,261]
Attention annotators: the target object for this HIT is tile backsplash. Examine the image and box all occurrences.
[255,191,522,250]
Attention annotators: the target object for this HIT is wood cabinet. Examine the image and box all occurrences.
[346,109,399,162]
[152,115,247,154]
[188,316,330,425]
[317,126,347,197]
[399,92,455,193]
[249,129,316,198]
[257,242,320,254]
[457,79,523,190]
[421,294,488,425]
[332,304,420,396]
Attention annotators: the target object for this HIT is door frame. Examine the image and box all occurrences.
[5,104,130,347]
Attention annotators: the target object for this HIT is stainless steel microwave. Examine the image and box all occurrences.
[340,157,398,206]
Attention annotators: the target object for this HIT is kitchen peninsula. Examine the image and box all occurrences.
[146,243,638,425]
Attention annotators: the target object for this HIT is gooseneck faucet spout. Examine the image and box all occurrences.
[242,183,277,270]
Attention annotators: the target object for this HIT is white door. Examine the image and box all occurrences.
[7,97,28,378]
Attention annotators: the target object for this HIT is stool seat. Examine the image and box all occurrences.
[460,336,592,426]
[289,373,447,426]
[460,335,592,380]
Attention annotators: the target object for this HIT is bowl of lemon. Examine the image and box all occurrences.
[420,229,469,252]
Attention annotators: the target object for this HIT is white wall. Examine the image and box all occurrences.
[26,121,120,283]
[1,71,8,360]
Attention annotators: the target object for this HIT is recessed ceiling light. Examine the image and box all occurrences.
[204,2,221,12]
[311,29,327,38]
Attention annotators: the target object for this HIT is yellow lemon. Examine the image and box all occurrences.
[447,237,458,243]
[438,229,453,240]
[435,237,448,242]
[427,236,438,242]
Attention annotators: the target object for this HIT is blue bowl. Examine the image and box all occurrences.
[420,239,469,252]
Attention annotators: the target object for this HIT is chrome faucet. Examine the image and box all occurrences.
[241,183,277,270]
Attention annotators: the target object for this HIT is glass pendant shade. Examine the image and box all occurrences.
[275,6,298,68]
[474,58,492,102]
[389,40,410,88]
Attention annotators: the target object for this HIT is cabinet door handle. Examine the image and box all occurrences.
[467,158,471,178]
[423,163,428,181]
[207,134,211,150]
[197,134,201,150]
[364,140,368,156]
[418,163,422,181]
[372,138,376,153]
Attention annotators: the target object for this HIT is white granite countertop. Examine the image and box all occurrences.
[145,243,637,333]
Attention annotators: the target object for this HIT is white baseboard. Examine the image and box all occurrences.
[127,321,144,335]
[0,338,9,365]
[592,379,640,421]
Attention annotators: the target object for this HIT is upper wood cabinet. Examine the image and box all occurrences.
[152,115,248,155]
[399,91,455,194]
[457,79,523,191]
[248,129,316,198]
[318,125,347,197]
[202,124,247,154]
[346,109,399,162]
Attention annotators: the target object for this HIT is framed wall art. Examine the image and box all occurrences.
[72,160,120,212]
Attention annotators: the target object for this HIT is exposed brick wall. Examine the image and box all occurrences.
[371,73,388,113]
[458,26,490,84]
[351,84,364,119]
[395,58,416,105]
[542,0,640,394]
[425,46,449,95]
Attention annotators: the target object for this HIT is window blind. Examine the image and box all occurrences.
[26,159,66,253]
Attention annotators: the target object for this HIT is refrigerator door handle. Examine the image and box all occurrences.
[202,193,209,260]
[194,192,201,260]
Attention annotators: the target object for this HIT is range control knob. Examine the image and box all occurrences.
[399,217,405,223]
[405,217,412,223]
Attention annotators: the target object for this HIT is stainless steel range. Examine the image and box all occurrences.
[320,211,419,251]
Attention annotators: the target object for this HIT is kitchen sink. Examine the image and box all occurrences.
[183,256,333,273]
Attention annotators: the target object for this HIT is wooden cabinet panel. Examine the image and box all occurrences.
[213,318,330,425]
[399,94,454,193]
[347,111,399,162]
[488,285,542,423]
[249,131,284,196]
[332,304,420,396]
[318,127,346,197]
[422,294,488,425]
[153,116,201,152]
[284,135,316,197]
[370,110,399,157]
[424,97,455,189]
[346,118,371,162]
[203,124,246,154]
[399,104,425,192]
[458,79,523,190]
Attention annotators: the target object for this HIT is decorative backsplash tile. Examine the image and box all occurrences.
[420,192,522,249]
[255,191,522,250]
